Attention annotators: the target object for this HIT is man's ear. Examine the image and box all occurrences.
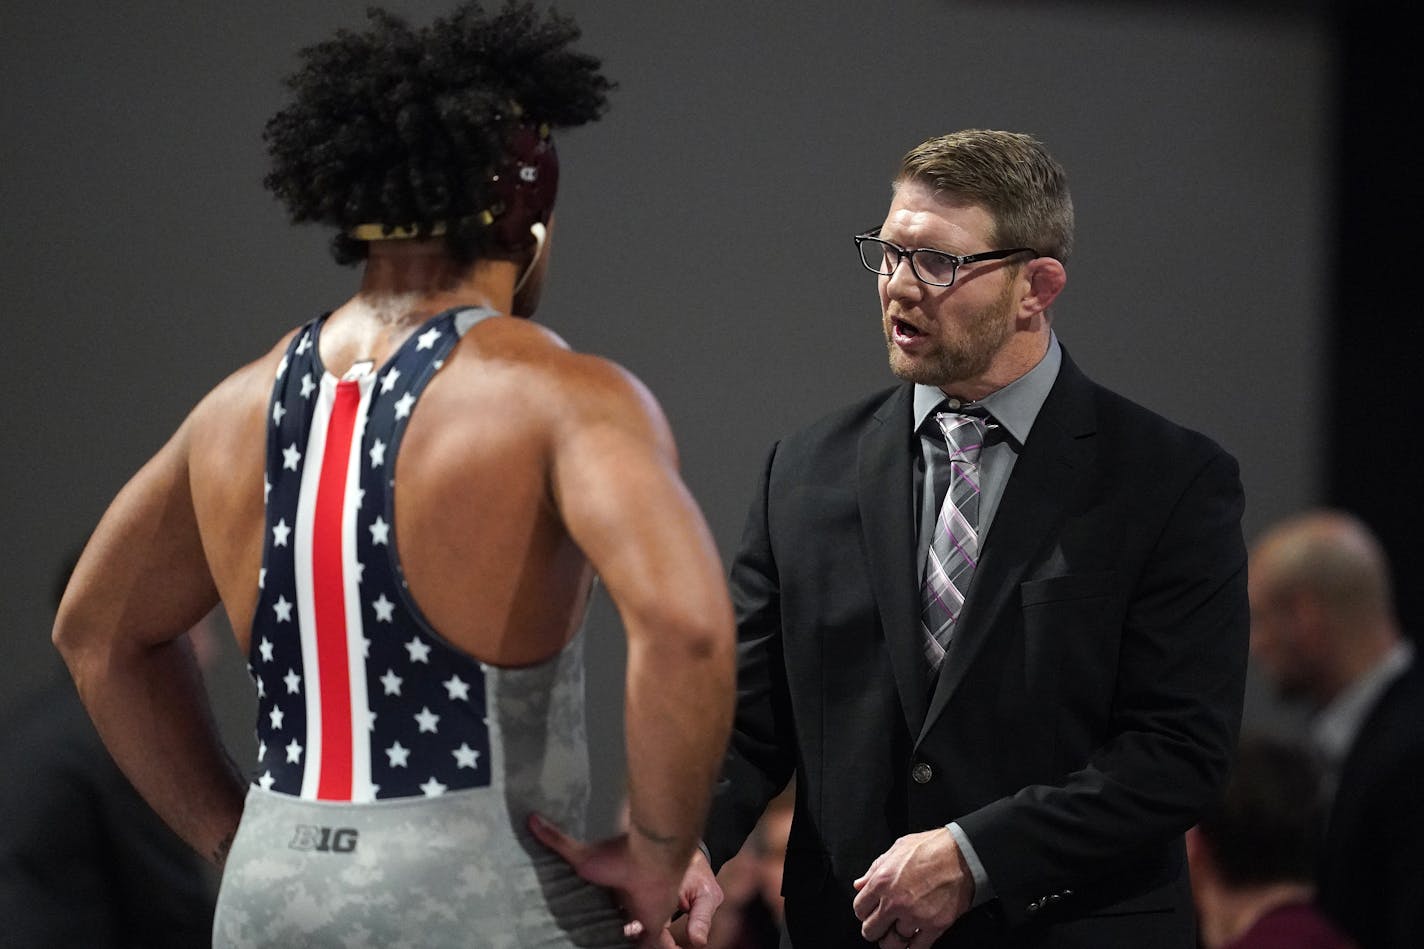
[1019,256,1066,318]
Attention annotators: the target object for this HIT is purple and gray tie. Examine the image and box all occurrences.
[921,410,988,673]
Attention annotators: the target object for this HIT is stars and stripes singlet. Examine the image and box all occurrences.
[213,308,625,948]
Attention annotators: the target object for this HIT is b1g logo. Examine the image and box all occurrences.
[289,825,359,853]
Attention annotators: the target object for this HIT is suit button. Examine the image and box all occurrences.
[911,762,933,784]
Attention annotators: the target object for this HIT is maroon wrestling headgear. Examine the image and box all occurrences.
[481,119,559,252]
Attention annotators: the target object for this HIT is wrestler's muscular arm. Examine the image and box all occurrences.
[51,410,248,867]
[531,353,736,944]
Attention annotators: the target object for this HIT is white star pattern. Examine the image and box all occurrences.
[443,675,470,702]
[452,743,480,769]
[276,354,288,379]
[415,707,440,734]
[380,669,403,696]
[369,517,390,546]
[254,322,497,801]
[393,391,416,420]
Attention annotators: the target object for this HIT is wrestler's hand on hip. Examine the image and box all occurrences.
[852,827,974,949]
[528,813,680,948]
[662,847,723,947]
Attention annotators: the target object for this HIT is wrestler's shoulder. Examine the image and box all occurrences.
[186,328,301,434]
[455,315,664,418]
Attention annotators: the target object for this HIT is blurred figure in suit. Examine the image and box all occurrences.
[1249,509,1424,949]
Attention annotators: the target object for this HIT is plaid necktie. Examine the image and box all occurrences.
[920,409,988,673]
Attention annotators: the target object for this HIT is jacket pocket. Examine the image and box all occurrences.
[1019,571,1116,607]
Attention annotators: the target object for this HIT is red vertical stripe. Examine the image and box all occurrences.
[312,379,360,800]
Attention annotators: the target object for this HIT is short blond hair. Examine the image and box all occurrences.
[897,129,1074,263]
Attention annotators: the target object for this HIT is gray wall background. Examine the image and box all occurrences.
[2,2,1331,833]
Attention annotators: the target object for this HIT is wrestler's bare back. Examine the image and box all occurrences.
[188,303,676,668]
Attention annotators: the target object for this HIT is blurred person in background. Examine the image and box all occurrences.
[1249,509,1424,949]
[1186,733,1357,949]
[0,553,216,947]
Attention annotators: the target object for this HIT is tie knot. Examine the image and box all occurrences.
[934,411,987,464]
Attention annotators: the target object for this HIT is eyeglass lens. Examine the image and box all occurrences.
[858,238,958,286]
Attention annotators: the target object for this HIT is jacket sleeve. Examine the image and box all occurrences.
[703,441,798,869]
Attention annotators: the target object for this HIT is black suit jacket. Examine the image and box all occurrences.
[706,351,1249,948]
[1317,656,1424,949]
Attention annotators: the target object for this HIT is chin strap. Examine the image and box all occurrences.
[512,222,547,295]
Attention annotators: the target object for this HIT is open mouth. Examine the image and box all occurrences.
[892,317,924,340]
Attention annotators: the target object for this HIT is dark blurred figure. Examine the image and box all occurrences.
[1187,734,1357,949]
[1249,510,1424,949]
[0,555,215,948]
[702,787,792,949]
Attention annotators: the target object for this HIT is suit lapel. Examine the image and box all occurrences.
[918,354,1098,745]
[857,385,931,735]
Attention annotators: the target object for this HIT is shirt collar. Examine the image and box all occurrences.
[912,332,1063,445]
[1312,639,1416,768]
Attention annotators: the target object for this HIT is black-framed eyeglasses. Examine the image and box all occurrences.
[854,226,1037,288]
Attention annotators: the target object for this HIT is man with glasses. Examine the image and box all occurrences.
[678,130,1249,948]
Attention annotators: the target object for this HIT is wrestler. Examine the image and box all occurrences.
[51,4,735,945]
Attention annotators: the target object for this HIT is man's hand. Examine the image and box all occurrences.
[851,827,974,949]
[665,848,724,947]
[529,813,681,947]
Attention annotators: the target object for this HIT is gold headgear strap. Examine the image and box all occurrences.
[349,222,448,241]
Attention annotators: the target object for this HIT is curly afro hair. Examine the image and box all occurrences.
[263,1,612,265]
